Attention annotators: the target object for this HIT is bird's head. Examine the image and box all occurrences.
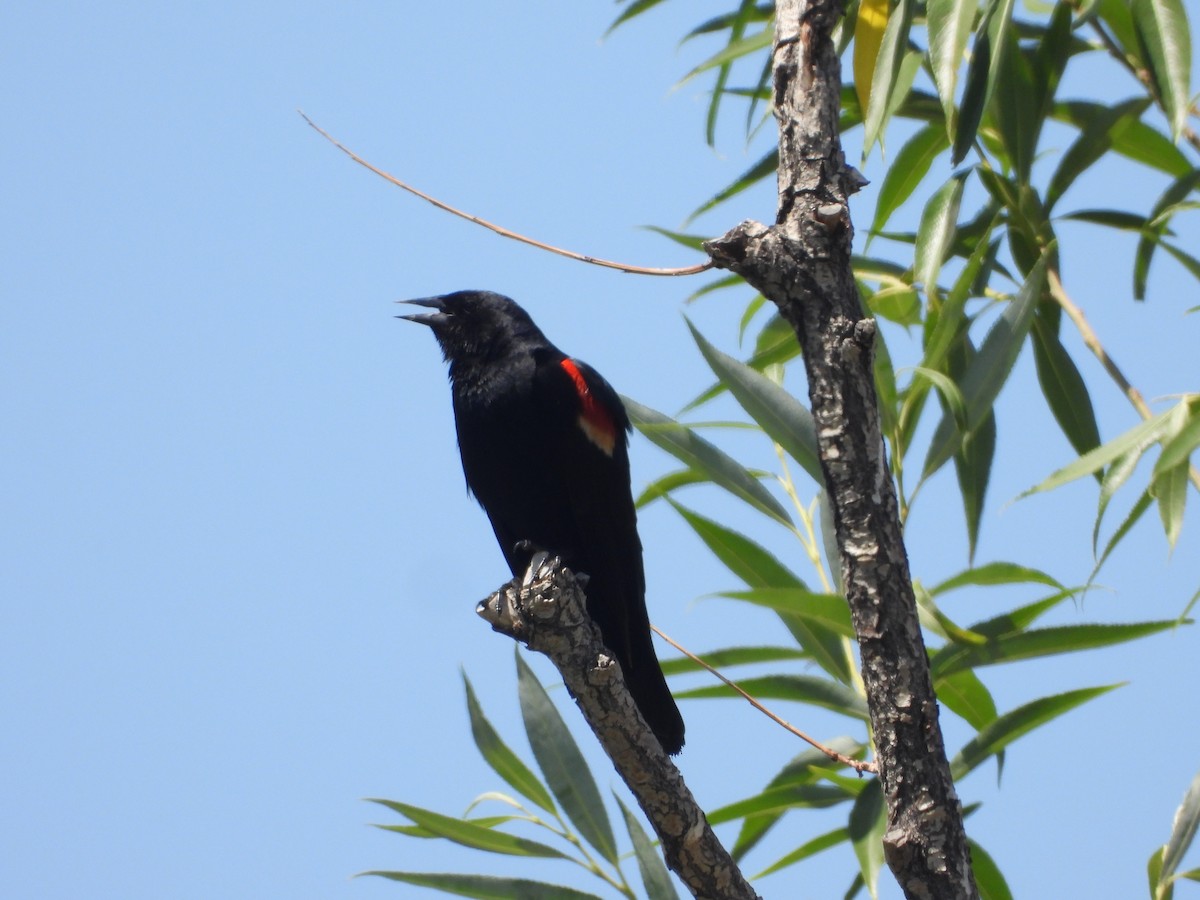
[398,290,548,368]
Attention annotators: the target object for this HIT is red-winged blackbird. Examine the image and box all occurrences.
[402,290,685,755]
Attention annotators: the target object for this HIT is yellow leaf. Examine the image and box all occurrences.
[855,0,891,114]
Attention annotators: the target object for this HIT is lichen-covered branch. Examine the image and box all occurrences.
[704,1,979,897]
[478,554,760,900]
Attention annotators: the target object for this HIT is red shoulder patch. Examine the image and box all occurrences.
[560,359,617,456]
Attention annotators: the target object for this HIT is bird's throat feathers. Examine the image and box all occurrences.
[560,359,617,456]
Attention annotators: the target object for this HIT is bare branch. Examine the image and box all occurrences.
[477,554,761,900]
[299,111,714,277]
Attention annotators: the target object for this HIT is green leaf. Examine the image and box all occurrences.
[671,504,854,682]
[1053,101,1193,178]
[606,0,671,35]
[659,644,809,677]
[871,124,951,236]
[515,651,618,865]
[1160,768,1200,887]
[1135,170,1200,300]
[686,322,823,485]
[914,173,968,300]
[686,148,777,224]
[667,500,806,589]
[862,0,915,157]
[927,0,979,137]
[932,621,1182,678]
[1021,407,1173,497]
[949,684,1122,779]
[953,0,1017,164]
[463,674,556,815]
[954,405,996,561]
[635,468,710,508]
[848,780,886,899]
[935,669,999,731]
[1162,241,1200,286]
[1131,0,1193,141]
[991,32,1039,182]
[1153,460,1188,549]
[624,396,794,526]
[675,674,870,720]
[1091,489,1155,581]
[969,840,1015,900]
[1031,314,1102,460]
[924,248,1050,478]
[754,826,850,878]
[365,871,602,900]
[1045,98,1153,212]
[368,800,571,860]
[709,782,854,825]
[617,796,679,900]
[717,589,855,637]
[931,561,1066,595]
[1155,399,1200,472]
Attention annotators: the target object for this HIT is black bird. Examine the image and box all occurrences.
[401,290,684,754]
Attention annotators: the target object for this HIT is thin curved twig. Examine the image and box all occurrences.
[651,625,877,775]
[299,111,714,277]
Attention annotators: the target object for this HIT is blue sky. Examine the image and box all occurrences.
[3,3,1198,898]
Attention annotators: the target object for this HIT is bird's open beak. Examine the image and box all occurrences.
[396,296,452,327]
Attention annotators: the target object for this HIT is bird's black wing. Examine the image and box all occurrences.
[532,354,684,753]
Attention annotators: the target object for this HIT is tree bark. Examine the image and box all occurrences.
[478,554,760,900]
[704,2,979,898]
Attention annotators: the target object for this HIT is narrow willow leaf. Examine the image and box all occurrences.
[1134,170,1200,300]
[912,366,968,432]
[369,800,571,860]
[1094,446,1147,553]
[754,826,850,878]
[1161,767,1200,885]
[927,0,979,137]
[1091,489,1154,581]
[1131,0,1193,141]
[686,148,777,224]
[854,0,891,117]
[515,652,618,865]
[1148,845,1167,899]
[1162,241,1200,286]
[924,249,1050,478]
[990,32,1038,182]
[668,499,806,589]
[1045,98,1152,212]
[366,871,603,900]
[914,173,968,299]
[623,396,793,526]
[635,469,709,509]
[1153,460,1188,549]
[659,645,809,677]
[617,797,679,900]
[932,621,1181,678]
[709,783,853,825]
[954,0,1017,164]
[969,840,1015,900]
[848,780,886,899]
[872,125,951,235]
[702,0,762,147]
[640,225,710,252]
[675,674,870,720]
[869,285,922,326]
[1020,407,1172,497]
[668,512,851,682]
[463,674,556,814]
[1155,399,1200,472]
[606,0,671,35]
[949,684,1122,779]
[935,669,999,731]
[954,408,996,561]
[731,739,864,858]
[687,321,823,485]
[1031,314,1102,461]
[862,0,914,157]
[932,560,1065,595]
[718,589,855,637]
[968,589,1080,637]
[1053,101,1192,177]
